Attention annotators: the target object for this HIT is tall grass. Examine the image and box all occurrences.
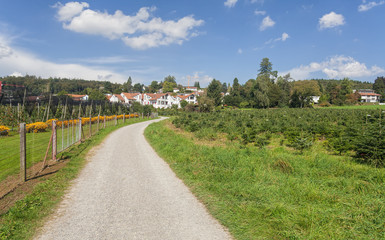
[145,120,385,240]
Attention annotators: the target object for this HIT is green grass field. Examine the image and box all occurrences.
[322,104,385,110]
[0,118,140,183]
[145,120,385,240]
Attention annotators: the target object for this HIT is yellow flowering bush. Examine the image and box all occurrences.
[46,119,58,128]
[0,125,10,136]
[26,122,48,133]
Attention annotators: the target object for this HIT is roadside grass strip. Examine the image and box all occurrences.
[145,120,385,240]
[0,117,152,240]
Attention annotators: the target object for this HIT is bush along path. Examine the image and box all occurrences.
[34,117,232,240]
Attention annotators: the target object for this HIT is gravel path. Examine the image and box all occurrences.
[35,118,232,240]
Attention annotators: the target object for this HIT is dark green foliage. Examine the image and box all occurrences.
[206,79,223,106]
[172,108,385,167]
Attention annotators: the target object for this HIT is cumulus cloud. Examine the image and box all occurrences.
[54,2,204,50]
[0,36,127,82]
[358,0,385,11]
[224,0,238,8]
[260,16,275,31]
[237,48,243,54]
[319,12,345,30]
[282,56,385,80]
[54,2,89,21]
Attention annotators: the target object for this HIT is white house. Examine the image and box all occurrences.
[178,94,198,105]
[106,94,125,103]
[121,92,142,105]
[67,94,89,101]
[185,86,198,92]
[311,96,320,104]
[354,89,381,103]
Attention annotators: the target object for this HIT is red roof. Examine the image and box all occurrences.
[121,92,141,100]
[146,93,166,100]
[359,92,381,96]
[114,94,125,102]
[67,94,87,98]
[178,94,192,100]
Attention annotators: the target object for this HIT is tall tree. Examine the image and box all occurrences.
[207,79,222,106]
[291,80,321,108]
[164,75,176,84]
[194,81,201,89]
[122,77,133,92]
[373,76,385,97]
[258,57,277,81]
[222,82,228,93]
[163,81,176,93]
[133,83,144,93]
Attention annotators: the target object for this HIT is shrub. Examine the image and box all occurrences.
[0,125,10,136]
[26,122,48,133]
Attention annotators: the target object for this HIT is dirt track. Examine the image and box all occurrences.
[35,118,232,240]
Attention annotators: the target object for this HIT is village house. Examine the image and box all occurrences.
[354,89,381,103]
[121,92,142,105]
[67,94,89,101]
[106,94,125,103]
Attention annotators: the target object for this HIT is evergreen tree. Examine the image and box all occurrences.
[207,79,222,106]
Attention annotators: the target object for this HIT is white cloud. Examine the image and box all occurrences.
[319,12,345,30]
[183,72,213,87]
[358,0,385,11]
[254,9,266,15]
[265,32,289,44]
[55,2,204,50]
[224,0,238,8]
[54,2,89,21]
[237,48,243,54]
[282,56,385,80]
[260,16,275,31]
[281,32,289,41]
[0,36,127,82]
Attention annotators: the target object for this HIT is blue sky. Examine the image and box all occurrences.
[0,0,384,87]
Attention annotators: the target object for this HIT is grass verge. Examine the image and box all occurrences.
[0,117,152,240]
[145,120,385,240]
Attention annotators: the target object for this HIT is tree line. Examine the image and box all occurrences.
[205,58,378,109]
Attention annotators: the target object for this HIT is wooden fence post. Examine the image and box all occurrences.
[123,113,125,124]
[89,116,92,138]
[115,115,117,126]
[52,121,57,161]
[97,115,100,132]
[79,118,82,142]
[19,123,26,182]
[104,115,106,129]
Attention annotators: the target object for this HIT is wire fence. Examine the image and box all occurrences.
[0,113,157,197]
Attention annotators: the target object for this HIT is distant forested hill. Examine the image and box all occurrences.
[0,75,124,96]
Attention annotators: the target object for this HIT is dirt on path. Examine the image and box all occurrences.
[34,118,232,240]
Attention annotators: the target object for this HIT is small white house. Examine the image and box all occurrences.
[178,94,198,105]
[354,89,381,103]
[121,92,142,105]
[106,94,125,103]
[67,94,89,101]
[311,96,320,104]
